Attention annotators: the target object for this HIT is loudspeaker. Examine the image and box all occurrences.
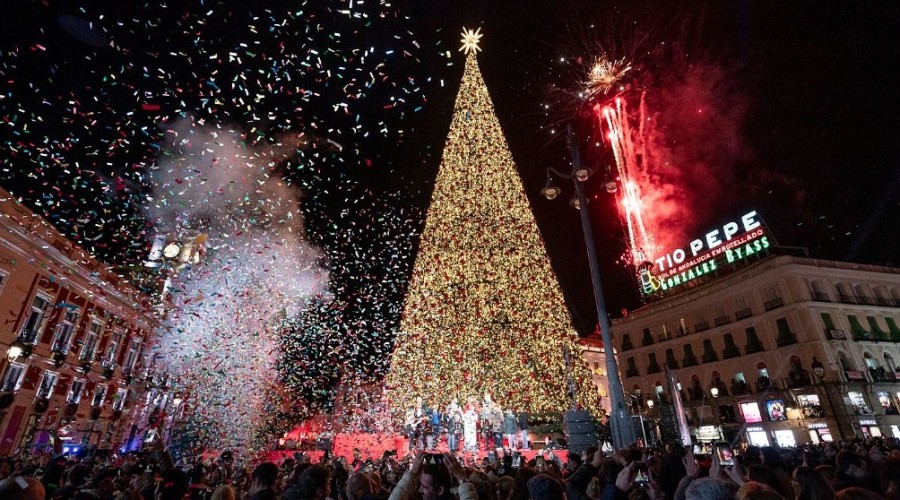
[544,437,568,451]
[564,410,597,455]
[316,436,333,452]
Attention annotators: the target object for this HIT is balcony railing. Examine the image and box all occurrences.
[857,295,875,306]
[642,335,655,347]
[731,380,752,395]
[51,340,71,355]
[776,333,798,347]
[676,327,690,337]
[786,371,812,388]
[702,352,719,363]
[17,329,41,345]
[826,329,847,340]
[851,330,873,342]
[763,297,784,311]
[875,297,895,307]
[722,346,741,359]
[625,368,639,378]
[735,308,753,320]
[811,292,831,302]
[682,355,699,367]
[688,388,705,401]
[745,342,764,354]
[756,377,776,392]
[694,321,710,332]
[838,293,857,304]
[646,362,662,374]
[621,340,634,351]
[714,315,731,327]
[870,368,897,383]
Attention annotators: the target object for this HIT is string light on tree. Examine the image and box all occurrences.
[386,30,601,416]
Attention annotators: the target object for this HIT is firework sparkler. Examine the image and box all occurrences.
[584,56,631,99]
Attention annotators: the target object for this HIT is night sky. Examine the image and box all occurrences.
[3,1,899,334]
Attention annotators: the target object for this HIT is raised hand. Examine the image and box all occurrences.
[616,462,635,492]
[684,448,699,478]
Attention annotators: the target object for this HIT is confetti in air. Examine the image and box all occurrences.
[146,116,328,449]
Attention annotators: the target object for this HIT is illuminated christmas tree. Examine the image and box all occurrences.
[386,29,601,415]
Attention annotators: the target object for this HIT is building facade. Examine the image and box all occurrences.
[578,336,613,417]
[0,187,159,456]
[612,254,900,448]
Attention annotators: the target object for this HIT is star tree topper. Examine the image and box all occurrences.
[459,27,483,55]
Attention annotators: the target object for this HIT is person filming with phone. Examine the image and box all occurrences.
[387,452,475,500]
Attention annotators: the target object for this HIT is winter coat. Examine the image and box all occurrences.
[503,413,517,434]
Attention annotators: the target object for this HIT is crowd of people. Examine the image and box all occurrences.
[2,437,900,500]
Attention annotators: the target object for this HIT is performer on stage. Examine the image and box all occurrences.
[447,400,463,452]
[413,396,428,450]
[490,405,503,450]
[427,403,442,450]
[517,408,530,450]
[463,397,479,452]
[481,392,495,450]
[404,406,417,451]
[503,408,517,450]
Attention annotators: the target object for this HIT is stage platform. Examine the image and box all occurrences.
[266,433,557,464]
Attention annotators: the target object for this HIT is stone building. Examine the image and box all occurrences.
[613,254,900,447]
[0,187,158,455]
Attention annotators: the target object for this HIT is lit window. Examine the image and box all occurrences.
[1,363,28,392]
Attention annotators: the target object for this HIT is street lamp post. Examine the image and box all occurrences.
[811,357,845,441]
[540,124,636,450]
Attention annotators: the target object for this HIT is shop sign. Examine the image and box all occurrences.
[846,371,866,381]
[640,211,771,295]
[807,423,828,429]
[741,402,763,423]
[746,426,764,432]
[697,425,720,441]
[859,419,877,426]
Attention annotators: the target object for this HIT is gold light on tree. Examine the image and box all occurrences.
[386,30,602,415]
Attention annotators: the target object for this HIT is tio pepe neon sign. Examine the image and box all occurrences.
[640,210,771,295]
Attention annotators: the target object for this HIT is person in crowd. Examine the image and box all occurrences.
[527,474,565,500]
[793,466,835,500]
[834,487,883,500]
[284,464,332,500]
[736,481,786,500]
[346,472,375,500]
[759,447,795,498]
[156,467,190,500]
[248,462,279,500]
[497,476,515,500]
[832,450,875,494]
[881,455,900,500]
[0,475,46,500]
[209,484,235,500]
[685,477,740,500]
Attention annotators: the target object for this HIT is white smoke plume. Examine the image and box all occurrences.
[145,116,328,448]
